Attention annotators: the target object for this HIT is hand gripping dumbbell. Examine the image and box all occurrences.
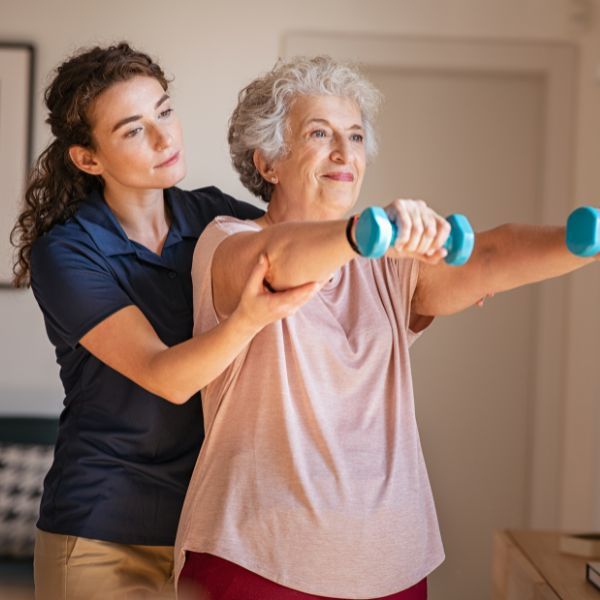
[566,206,600,257]
[354,206,475,265]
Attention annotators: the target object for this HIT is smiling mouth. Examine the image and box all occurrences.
[156,151,180,168]
[323,172,354,182]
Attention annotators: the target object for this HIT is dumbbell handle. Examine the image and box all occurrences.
[566,206,600,257]
[355,206,475,265]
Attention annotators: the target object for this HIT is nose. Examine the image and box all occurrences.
[330,134,350,164]
[154,125,173,151]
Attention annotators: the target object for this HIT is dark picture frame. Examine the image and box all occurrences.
[0,43,34,288]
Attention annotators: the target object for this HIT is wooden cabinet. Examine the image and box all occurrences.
[492,530,598,600]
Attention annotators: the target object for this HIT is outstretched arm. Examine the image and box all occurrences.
[413,223,598,317]
[212,219,354,317]
[211,200,450,318]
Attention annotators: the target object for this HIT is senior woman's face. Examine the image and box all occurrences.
[271,95,366,217]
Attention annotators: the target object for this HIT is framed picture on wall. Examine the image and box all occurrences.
[0,43,34,288]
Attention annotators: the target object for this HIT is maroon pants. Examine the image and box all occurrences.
[180,552,427,600]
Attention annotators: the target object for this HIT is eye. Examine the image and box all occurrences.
[310,129,327,139]
[350,133,364,143]
[159,108,174,119]
[125,127,142,139]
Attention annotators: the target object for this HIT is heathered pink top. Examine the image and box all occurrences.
[175,217,444,598]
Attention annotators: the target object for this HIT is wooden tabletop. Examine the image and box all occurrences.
[507,530,599,599]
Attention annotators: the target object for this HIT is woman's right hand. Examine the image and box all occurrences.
[383,199,450,264]
[231,254,319,333]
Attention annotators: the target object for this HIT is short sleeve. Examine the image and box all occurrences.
[191,217,260,334]
[404,258,433,344]
[30,236,133,348]
[383,256,433,346]
[214,189,263,221]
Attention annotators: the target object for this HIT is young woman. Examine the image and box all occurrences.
[11,43,316,600]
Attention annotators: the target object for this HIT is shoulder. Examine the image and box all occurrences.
[171,186,263,225]
[193,216,260,268]
[206,215,261,237]
[31,219,105,275]
[30,213,121,311]
[29,217,132,346]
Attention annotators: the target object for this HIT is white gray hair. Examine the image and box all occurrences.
[228,56,383,202]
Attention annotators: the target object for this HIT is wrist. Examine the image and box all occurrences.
[345,214,361,255]
[227,306,263,339]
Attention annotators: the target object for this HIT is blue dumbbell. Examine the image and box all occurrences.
[566,206,600,257]
[355,206,475,265]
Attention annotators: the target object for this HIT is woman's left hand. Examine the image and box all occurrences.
[383,198,451,264]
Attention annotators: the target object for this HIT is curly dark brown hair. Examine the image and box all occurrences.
[10,42,169,287]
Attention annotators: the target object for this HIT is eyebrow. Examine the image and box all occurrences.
[304,118,364,130]
[111,94,170,133]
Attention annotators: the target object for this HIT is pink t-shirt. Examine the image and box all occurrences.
[175,217,444,598]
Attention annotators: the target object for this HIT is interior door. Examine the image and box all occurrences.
[360,67,544,600]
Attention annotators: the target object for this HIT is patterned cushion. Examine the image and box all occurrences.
[0,443,53,557]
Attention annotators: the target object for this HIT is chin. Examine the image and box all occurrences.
[323,191,357,210]
[159,166,187,189]
[316,201,354,220]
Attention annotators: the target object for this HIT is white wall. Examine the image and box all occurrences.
[0,0,584,405]
[1,0,598,554]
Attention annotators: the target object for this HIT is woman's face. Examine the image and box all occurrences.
[269,95,366,218]
[84,75,186,192]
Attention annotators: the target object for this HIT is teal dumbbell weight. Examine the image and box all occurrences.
[355,206,475,265]
[566,206,600,257]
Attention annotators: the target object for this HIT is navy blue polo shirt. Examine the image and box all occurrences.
[30,185,261,545]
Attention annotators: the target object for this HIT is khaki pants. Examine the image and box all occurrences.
[34,529,175,600]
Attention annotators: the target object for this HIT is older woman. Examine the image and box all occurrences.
[174,57,597,599]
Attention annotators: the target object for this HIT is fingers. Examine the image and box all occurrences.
[391,201,413,248]
[236,254,319,328]
[268,282,319,317]
[386,199,449,261]
[475,292,495,308]
[430,215,451,256]
[250,280,318,326]
[414,205,436,255]
[243,253,270,294]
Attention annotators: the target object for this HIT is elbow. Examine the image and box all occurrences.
[262,240,289,288]
[161,390,191,405]
[142,372,194,406]
[155,382,197,405]
[143,353,196,405]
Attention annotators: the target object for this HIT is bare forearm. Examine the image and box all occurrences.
[213,217,358,318]
[255,220,355,289]
[416,223,597,316]
[146,312,257,404]
[81,305,260,406]
[484,224,595,288]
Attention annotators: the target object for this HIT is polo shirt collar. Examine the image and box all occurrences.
[74,187,193,257]
[162,187,197,247]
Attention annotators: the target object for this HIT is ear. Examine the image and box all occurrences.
[68,145,104,176]
[253,149,278,185]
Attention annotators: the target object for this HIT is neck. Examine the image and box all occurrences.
[103,185,170,252]
[263,191,348,225]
